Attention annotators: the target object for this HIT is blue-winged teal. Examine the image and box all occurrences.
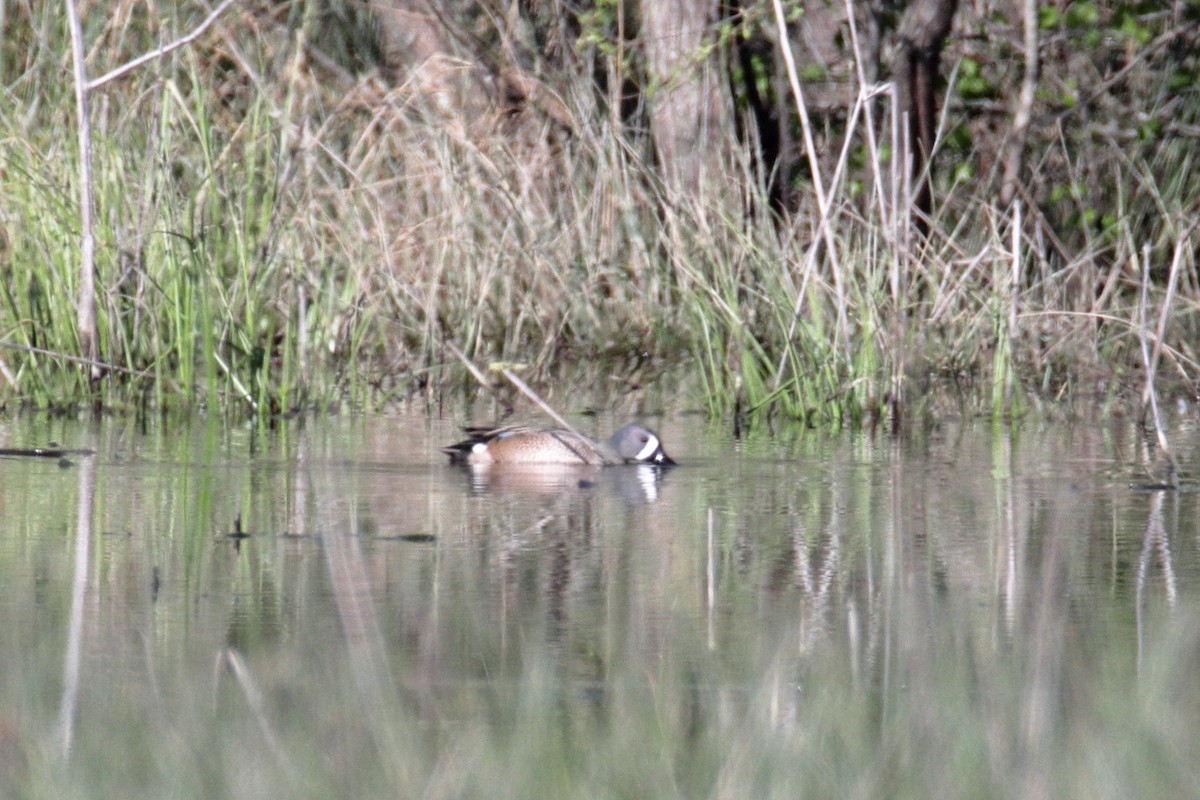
[442,423,676,467]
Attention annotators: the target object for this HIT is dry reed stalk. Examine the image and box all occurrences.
[770,0,850,356]
[1137,238,1181,482]
[1006,201,1022,411]
[65,0,98,376]
[843,0,891,236]
[1000,0,1039,208]
[1144,229,1189,393]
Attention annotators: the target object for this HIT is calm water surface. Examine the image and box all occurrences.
[1,413,1199,798]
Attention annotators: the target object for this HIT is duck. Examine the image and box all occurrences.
[442,423,676,467]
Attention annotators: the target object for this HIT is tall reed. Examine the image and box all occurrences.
[0,4,1195,423]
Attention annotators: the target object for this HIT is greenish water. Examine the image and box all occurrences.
[1,414,1198,799]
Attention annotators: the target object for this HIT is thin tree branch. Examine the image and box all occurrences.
[87,0,237,90]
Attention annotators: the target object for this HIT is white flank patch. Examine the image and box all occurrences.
[634,435,660,462]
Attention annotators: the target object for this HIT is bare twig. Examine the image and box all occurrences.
[445,342,494,390]
[0,339,187,400]
[0,339,155,378]
[446,344,585,438]
[87,0,237,90]
[498,367,583,438]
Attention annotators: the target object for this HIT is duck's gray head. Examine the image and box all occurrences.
[610,424,676,466]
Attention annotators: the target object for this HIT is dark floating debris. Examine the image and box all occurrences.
[0,446,96,459]
[223,514,252,540]
[381,533,438,544]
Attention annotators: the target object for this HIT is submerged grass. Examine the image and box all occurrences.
[0,4,1197,424]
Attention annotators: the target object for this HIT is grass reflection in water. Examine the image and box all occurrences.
[1,415,1198,799]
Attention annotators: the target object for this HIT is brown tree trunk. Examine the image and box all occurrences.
[638,0,728,196]
[894,0,958,234]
